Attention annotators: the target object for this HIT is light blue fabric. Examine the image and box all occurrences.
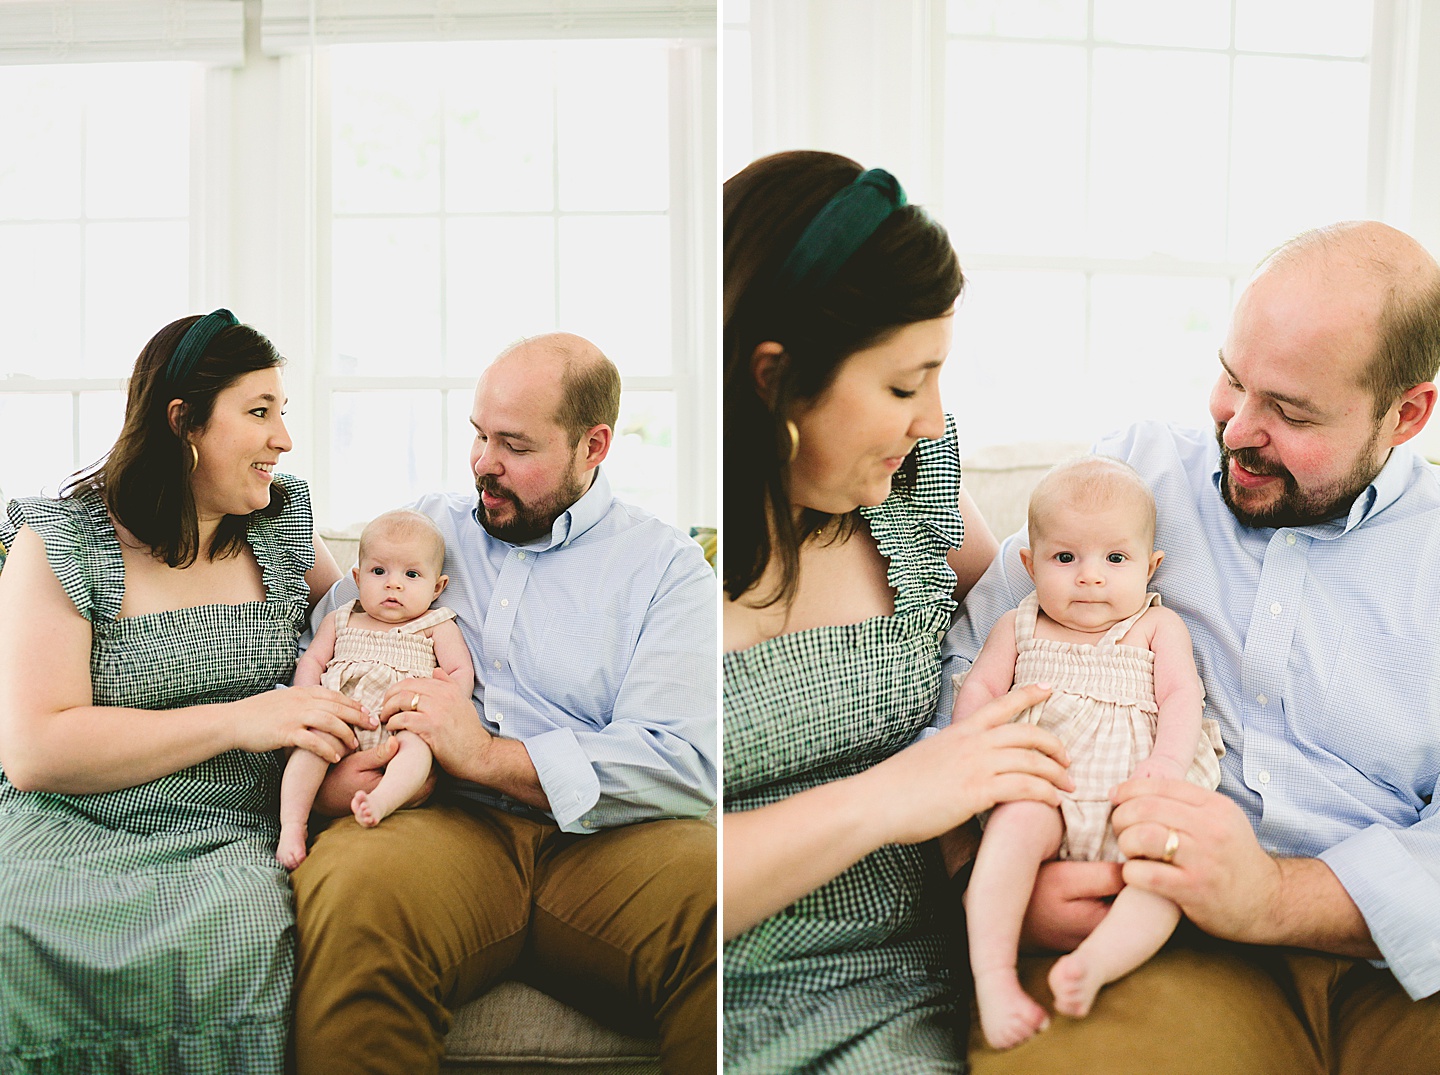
[308,467,717,834]
[941,420,1440,1001]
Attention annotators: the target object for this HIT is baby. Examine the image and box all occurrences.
[955,456,1223,1049]
[277,509,475,869]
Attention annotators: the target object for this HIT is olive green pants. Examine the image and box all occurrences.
[969,933,1440,1075]
[289,803,716,1075]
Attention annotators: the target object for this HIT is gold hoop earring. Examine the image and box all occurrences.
[189,443,199,473]
[785,420,800,464]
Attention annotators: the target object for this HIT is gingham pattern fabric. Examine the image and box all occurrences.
[723,417,970,1073]
[1005,590,1222,863]
[0,473,314,1073]
[321,601,456,750]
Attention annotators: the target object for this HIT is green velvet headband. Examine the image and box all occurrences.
[776,168,907,293]
[164,308,238,387]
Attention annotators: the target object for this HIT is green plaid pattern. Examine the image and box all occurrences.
[724,417,971,1073]
[0,474,314,1073]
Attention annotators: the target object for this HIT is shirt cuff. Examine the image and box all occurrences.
[524,727,601,833]
[1319,823,1440,999]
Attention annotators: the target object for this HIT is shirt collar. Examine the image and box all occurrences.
[473,466,614,552]
[1208,443,1415,540]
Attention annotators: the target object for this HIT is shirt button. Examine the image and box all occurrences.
[517,551,526,560]
[1270,602,1282,616]
[493,711,503,722]
[1285,533,1296,546]
[1258,770,1271,784]
[493,659,501,670]
[500,598,509,607]
[1256,693,1267,706]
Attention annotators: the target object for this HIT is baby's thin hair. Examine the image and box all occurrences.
[358,509,447,576]
[1028,456,1156,547]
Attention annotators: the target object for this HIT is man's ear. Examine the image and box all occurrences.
[167,398,188,437]
[1148,549,1165,580]
[579,424,612,470]
[1390,382,1437,446]
[1019,546,1035,582]
[750,342,787,408]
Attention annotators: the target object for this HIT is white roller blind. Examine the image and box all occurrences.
[0,1,245,65]
[260,0,716,51]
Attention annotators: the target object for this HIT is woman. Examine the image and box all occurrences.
[723,151,1075,1071]
[0,312,373,1072]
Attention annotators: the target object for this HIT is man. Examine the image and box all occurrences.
[290,333,717,1074]
[944,222,1440,1073]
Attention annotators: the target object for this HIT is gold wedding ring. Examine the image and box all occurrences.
[411,693,421,712]
[1161,828,1180,864]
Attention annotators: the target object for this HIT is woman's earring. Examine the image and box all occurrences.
[785,420,800,464]
[189,443,199,473]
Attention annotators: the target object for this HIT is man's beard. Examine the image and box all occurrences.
[475,470,591,544]
[1215,423,1385,528]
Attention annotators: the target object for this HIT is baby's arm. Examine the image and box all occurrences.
[294,610,339,688]
[951,609,1021,724]
[430,619,475,697]
[1137,606,1205,780]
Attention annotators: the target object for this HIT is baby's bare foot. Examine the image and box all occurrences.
[974,967,1050,1050]
[351,790,383,828]
[1049,952,1105,1019]
[276,823,308,870]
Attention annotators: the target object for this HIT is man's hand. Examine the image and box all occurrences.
[1020,860,1124,952]
[382,667,492,783]
[1110,776,1282,942]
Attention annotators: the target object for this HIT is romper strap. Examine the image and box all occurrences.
[1013,591,1041,644]
[1098,591,1161,646]
[395,604,458,635]
[334,600,359,630]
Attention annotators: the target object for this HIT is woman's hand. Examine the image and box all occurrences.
[857,682,1071,848]
[230,687,374,763]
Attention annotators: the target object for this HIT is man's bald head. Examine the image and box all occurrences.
[494,332,621,447]
[1258,222,1440,417]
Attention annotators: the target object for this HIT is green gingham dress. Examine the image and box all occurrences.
[0,473,314,1074]
[724,418,968,1073]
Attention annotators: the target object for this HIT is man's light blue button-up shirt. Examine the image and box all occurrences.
[942,421,1440,1000]
[309,468,718,834]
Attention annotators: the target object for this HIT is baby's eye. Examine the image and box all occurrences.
[1107,553,1127,564]
[405,570,421,579]
[370,567,385,576]
[1055,552,1074,564]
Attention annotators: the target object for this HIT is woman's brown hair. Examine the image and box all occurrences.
[64,314,288,568]
[724,150,963,605]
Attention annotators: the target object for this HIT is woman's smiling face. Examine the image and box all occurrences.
[787,314,953,515]
[188,367,292,522]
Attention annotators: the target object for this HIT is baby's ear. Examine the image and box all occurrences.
[1019,547,1035,581]
[1148,549,1165,579]
[435,575,449,596]
[351,565,360,585]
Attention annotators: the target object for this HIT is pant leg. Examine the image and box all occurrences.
[968,939,1326,1075]
[290,804,543,1075]
[525,818,717,1075]
[1335,958,1440,1075]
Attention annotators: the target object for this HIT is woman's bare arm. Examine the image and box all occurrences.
[948,486,999,600]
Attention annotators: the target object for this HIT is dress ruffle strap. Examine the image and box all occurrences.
[2,495,121,622]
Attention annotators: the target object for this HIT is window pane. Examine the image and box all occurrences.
[1093,0,1231,49]
[331,45,443,215]
[1089,274,1229,432]
[330,390,443,530]
[1228,56,1368,261]
[948,0,1087,39]
[84,63,191,220]
[0,67,83,219]
[0,223,83,377]
[445,217,556,371]
[607,391,677,525]
[85,222,190,377]
[722,26,753,180]
[77,391,126,474]
[945,42,1087,255]
[556,41,669,212]
[445,388,478,497]
[1089,48,1230,260]
[444,43,555,213]
[331,218,443,375]
[558,215,671,375]
[1235,0,1372,57]
[944,269,1087,452]
[0,394,71,498]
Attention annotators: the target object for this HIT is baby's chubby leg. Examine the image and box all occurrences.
[1049,884,1180,1019]
[279,748,331,869]
[352,730,433,828]
[966,799,1064,1050]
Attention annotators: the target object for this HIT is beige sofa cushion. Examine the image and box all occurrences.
[962,441,1090,540]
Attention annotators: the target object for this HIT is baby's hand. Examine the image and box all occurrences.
[1132,755,1186,783]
